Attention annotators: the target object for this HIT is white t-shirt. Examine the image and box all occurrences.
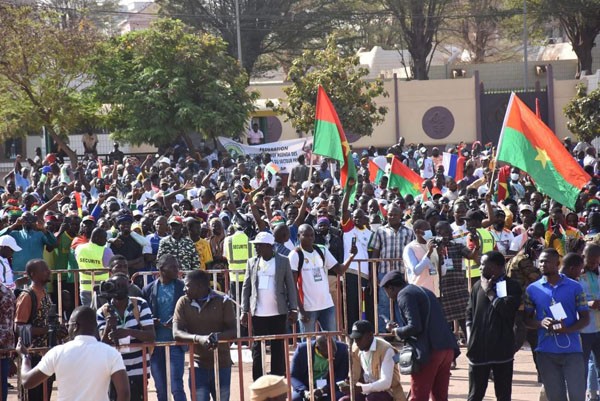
[255,257,280,317]
[0,256,14,288]
[289,246,337,312]
[37,335,125,401]
[420,158,434,179]
[247,129,264,145]
[489,229,515,255]
[343,227,372,276]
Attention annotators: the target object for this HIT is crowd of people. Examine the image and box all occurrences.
[0,136,599,401]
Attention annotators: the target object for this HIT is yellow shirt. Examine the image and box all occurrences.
[194,238,213,270]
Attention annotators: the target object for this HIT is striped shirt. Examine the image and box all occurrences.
[368,224,414,274]
[97,297,153,377]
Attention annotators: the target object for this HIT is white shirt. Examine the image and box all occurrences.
[489,228,515,255]
[255,257,280,317]
[420,158,434,179]
[0,256,14,288]
[358,338,395,394]
[37,335,125,401]
[289,246,338,312]
[247,129,264,145]
[343,227,372,276]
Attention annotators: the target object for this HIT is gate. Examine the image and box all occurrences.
[479,86,548,145]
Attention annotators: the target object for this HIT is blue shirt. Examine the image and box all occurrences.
[579,271,600,334]
[525,274,588,353]
[5,229,57,273]
[156,281,175,341]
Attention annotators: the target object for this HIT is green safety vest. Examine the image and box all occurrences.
[76,242,109,291]
[225,231,253,282]
[466,228,495,279]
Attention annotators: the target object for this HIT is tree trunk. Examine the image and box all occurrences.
[412,55,430,80]
[573,38,594,78]
[181,133,199,160]
[48,129,78,167]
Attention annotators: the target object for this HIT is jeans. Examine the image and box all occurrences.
[298,306,336,334]
[590,353,600,395]
[1,358,8,401]
[582,332,600,396]
[191,366,231,401]
[377,272,400,332]
[79,290,92,307]
[537,352,585,401]
[110,375,144,401]
[150,345,187,401]
[468,361,513,401]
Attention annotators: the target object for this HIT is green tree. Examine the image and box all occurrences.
[156,0,339,75]
[275,37,388,137]
[90,18,257,150]
[564,85,600,143]
[382,0,452,80]
[529,0,600,78]
[0,4,100,166]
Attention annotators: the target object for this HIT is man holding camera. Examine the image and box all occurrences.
[97,273,155,401]
[173,270,236,401]
[524,248,590,401]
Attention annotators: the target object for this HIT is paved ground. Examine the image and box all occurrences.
[6,344,542,401]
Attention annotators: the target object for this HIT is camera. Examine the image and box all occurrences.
[433,236,445,245]
[98,280,121,299]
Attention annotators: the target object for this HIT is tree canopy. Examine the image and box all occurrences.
[0,4,100,166]
[564,85,600,143]
[90,18,257,150]
[275,36,388,137]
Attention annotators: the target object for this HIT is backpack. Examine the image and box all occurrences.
[295,245,326,305]
[14,287,38,324]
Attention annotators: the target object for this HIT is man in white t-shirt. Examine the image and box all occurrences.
[0,235,21,289]
[289,224,356,333]
[247,123,264,145]
[17,306,130,401]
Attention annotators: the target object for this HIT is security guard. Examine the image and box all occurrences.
[76,228,111,307]
[223,214,254,301]
[465,210,495,287]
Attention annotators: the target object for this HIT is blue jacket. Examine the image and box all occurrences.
[142,278,186,320]
[291,340,348,400]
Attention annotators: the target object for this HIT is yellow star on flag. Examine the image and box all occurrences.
[535,147,550,169]
[412,182,421,192]
[341,139,350,158]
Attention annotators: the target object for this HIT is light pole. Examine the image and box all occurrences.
[523,0,528,90]
[235,0,242,66]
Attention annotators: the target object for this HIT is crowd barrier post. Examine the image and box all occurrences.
[326,336,337,401]
[236,338,245,401]
[341,273,348,334]
[305,333,315,401]
[213,346,221,401]
[165,344,172,401]
[188,344,197,401]
[283,336,292,401]
[142,346,148,401]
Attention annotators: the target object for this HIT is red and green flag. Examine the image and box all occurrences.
[369,156,387,185]
[496,165,511,202]
[388,156,423,197]
[497,93,590,209]
[313,85,357,201]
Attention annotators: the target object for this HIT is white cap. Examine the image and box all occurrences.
[0,235,22,252]
[250,232,275,245]
[158,157,171,165]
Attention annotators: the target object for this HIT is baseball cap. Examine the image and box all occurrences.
[168,216,183,225]
[519,204,534,213]
[0,235,22,252]
[349,320,375,340]
[379,270,406,288]
[250,232,275,245]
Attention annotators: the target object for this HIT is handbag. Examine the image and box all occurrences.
[397,286,431,375]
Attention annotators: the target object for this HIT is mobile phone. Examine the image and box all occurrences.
[351,237,357,247]
[336,381,350,391]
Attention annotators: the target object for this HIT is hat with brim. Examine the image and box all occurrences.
[250,232,275,245]
[0,235,21,252]
[249,375,287,401]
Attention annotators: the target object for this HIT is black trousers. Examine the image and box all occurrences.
[110,375,144,401]
[22,354,54,401]
[344,273,370,333]
[467,361,513,401]
[251,314,288,380]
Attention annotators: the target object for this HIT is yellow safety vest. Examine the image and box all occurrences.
[466,229,495,279]
[77,242,109,291]
[225,231,253,282]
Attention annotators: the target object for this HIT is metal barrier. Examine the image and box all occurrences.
[24,258,405,335]
[2,331,375,401]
